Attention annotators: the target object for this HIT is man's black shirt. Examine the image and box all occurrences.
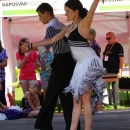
[103,42,124,73]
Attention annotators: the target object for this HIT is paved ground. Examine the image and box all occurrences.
[0,110,130,130]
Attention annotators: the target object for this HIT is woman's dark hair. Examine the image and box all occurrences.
[18,38,28,56]
[65,0,88,19]
[36,3,54,15]
[0,40,4,52]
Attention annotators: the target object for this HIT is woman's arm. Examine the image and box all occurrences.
[118,57,124,78]
[0,58,7,68]
[34,58,41,68]
[78,0,104,38]
[20,27,66,53]
[17,56,28,68]
[32,27,66,47]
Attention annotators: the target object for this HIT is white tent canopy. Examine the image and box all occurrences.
[0,0,130,104]
[8,11,130,63]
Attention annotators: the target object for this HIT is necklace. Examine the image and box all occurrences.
[71,19,81,29]
[71,22,78,29]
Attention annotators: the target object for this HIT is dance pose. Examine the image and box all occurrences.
[20,0,105,130]
[21,3,81,130]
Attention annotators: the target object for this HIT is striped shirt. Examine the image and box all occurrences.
[45,18,70,54]
[91,40,101,57]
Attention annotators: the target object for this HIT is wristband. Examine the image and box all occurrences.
[28,43,32,50]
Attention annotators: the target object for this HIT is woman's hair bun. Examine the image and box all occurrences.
[82,8,88,13]
[80,8,88,19]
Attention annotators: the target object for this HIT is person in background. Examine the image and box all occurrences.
[0,82,42,118]
[88,29,101,57]
[103,32,124,105]
[22,81,41,118]
[0,40,8,106]
[88,29,103,113]
[16,38,40,94]
[36,46,53,98]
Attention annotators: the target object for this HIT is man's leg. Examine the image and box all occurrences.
[58,54,80,130]
[35,69,60,130]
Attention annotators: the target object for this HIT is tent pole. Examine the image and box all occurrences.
[128,16,130,76]
[0,17,2,40]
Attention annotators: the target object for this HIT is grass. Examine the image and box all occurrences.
[15,87,23,106]
[14,87,130,111]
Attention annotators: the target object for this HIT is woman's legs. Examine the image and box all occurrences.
[96,102,103,113]
[41,76,49,99]
[81,90,92,130]
[29,110,39,118]
[29,80,37,89]
[70,98,82,130]
[20,82,29,94]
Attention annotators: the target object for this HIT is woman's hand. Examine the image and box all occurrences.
[20,43,29,53]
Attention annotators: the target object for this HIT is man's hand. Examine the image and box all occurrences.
[20,43,29,53]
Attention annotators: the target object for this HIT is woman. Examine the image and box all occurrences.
[16,38,40,94]
[20,0,105,129]
[0,40,8,106]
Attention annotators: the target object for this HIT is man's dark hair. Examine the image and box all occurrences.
[36,3,54,15]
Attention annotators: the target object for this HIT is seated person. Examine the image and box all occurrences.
[22,81,42,118]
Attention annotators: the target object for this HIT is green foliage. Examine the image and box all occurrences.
[35,68,40,78]
[123,63,129,68]
[15,66,20,82]
[15,87,23,106]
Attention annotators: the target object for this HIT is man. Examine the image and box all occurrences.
[88,29,101,57]
[88,29,103,113]
[103,32,124,105]
[33,3,80,130]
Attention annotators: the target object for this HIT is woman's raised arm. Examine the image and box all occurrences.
[78,0,104,38]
